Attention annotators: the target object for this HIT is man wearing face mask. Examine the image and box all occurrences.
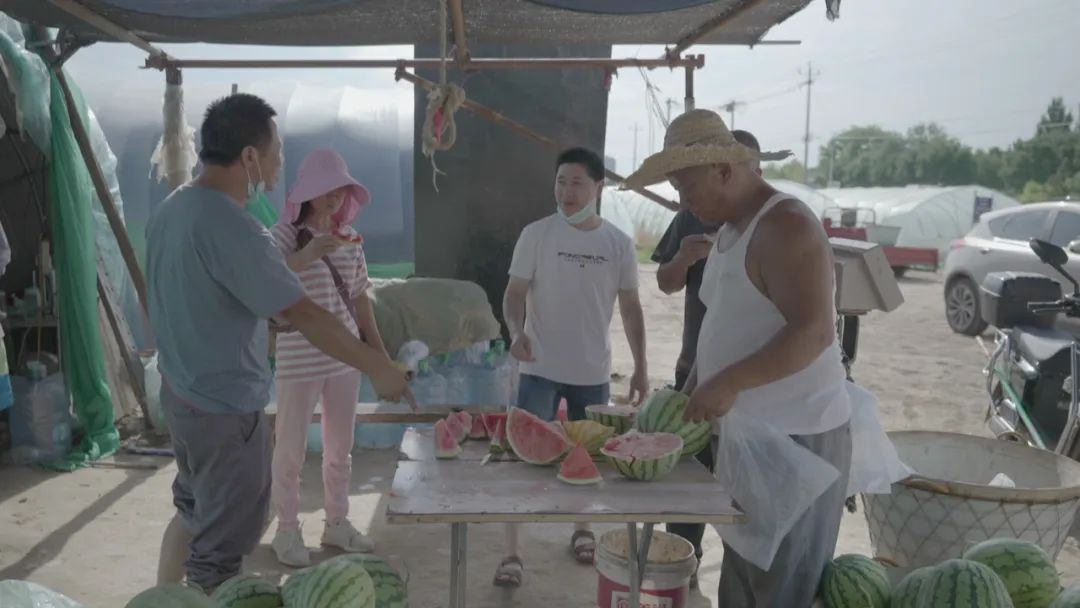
[495,147,648,587]
[145,93,409,593]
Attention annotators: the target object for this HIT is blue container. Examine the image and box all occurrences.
[353,422,408,450]
[307,422,324,453]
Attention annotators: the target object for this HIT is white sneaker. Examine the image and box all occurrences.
[321,519,375,553]
[272,528,311,568]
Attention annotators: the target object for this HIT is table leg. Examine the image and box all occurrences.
[627,523,640,608]
[638,522,654,589]
[449,523,467,608]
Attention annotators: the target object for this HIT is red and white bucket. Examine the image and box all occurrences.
[595,528,697,608]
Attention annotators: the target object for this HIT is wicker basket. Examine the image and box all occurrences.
[861,431,1080,569]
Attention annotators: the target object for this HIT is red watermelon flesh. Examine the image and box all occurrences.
[434,419,462,459]
[469,416,489,440]
[557,443,602,485]
[506,407,570,465]
[488,419,508,455]
[601,432,684,459]
[444,413,470,444]
[482,413,508,435]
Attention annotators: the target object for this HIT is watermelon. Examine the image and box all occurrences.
[1051,585,1080,607]
[334,554,408,608]
[917,559,1013,608]
[890,566,935,608]
[585,404,636,434]
[558,443,603,485]
[819,554,890,608]
[210,574,282,608]
[482,413,508,435]
[126,584,213,608]
[443,412,470,444]
[292,556,376,608]
[488,418,509,455]
[506,407,571,465]
[599,431,682,481]
[560,420,615,455]
[434,419,462,459]
[281,569,312,608]
[633,389,712,457]
[468,415,489,440]
[963,538,1060,608]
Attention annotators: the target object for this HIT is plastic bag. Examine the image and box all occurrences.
[0,580,85,607]
[711,409,840,571]
[142,353,166,432]
[845,382,912,496]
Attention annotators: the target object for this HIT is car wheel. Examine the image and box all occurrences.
[945,277,988,335]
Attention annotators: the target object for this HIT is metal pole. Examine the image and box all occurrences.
[802,61,815,184]
[627,524,640,607]
[684,65,696,111]
[147,56,705,71]
[449,523,467,608]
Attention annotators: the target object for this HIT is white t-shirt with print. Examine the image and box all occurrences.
[508,215,638,386]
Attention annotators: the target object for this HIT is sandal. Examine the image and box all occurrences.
[570,530,595,564]
[493,556,524,588]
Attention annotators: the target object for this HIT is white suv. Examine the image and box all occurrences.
[944,201,1080,335]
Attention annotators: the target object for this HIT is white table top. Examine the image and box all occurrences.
[386,428,744,525]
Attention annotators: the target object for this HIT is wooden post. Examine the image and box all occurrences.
[53,66,150,317]
[684,64,696,111]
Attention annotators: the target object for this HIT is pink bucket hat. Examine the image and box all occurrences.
[284,149,371,225]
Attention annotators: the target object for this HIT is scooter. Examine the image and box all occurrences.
[980,238,1080,462]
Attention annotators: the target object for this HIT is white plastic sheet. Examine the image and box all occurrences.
[846,382,912,496]
[0,581,84,608]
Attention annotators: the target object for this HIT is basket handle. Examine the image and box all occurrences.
[902,475,951,495]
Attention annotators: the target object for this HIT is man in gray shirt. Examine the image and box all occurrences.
[147,93,409,592]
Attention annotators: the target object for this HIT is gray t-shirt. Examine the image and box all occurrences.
[146,184,306,414]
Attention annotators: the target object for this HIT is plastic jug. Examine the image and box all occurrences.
[7,374,72,464]
[410,359,448,406]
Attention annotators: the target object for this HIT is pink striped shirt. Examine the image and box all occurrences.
[271,222,372,382]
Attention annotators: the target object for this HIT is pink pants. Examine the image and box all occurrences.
[272,370,362,530]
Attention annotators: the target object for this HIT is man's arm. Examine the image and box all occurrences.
[354,292,389,357]
[656,255,693,295]
[503,276,535,362]
[618,288,649,403]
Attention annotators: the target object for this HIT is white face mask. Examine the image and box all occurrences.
[557,199,598,225]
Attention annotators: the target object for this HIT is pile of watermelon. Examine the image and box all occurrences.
[433,410,508,459]
[819,537,1076,608]
[125,553,408,608]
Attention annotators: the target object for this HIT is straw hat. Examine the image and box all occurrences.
[283,149,371,225]
[621,109,793,189]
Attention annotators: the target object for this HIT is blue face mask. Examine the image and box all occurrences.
[557,200,598,225]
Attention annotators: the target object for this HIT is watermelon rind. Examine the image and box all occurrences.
[819,554,890,608]
[468,415,489,440]
[506,407,570,465]
[600,431,682,481]
[210,574,282,608]
[963,538,1061,608]
[295,556,376,608]
[434,419,462,459]
[1050,584,1080,608]
[889,566,935,608]
[334,554,409,608]
[125,584,213,608]
[559,420,615,455]
[281,569,312,608]
[916,558,1013,608]
[584,404,636,434]
[557,443,603,485]
[633,389,711,458]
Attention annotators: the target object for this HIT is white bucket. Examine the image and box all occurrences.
[595,529,697,608]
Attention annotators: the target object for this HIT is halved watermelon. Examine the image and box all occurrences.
[600,431,682,481]
[469,416,489,440]
[434,419,461,459]
[584,404,637,434]
[488,418,509,455]
[506,407,570,465]
[560,420,615,455]
[558,443,602,485]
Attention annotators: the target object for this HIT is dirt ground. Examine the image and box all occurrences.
[1,267,1078,607]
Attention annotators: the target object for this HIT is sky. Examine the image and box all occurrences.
[61,0,1080,175]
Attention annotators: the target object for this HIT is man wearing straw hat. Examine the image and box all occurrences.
[624,109,853,606]
[651,128,763,589]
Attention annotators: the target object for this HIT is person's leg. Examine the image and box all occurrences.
[162,384,273,593]
[318,371,373,552]
[562,381,610,563]
[494,375,560,586]
[158,388,195,585]
[720,423,853,608]
[270,377,322,567]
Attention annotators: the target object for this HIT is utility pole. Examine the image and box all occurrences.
[631,123,642,169]
[721,100,744,128]
[799,62,820,184]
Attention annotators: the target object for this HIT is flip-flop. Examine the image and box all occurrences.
[493,556,524,588]
[570,530,595,564]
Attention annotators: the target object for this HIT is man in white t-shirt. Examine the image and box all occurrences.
[496,147,648,587]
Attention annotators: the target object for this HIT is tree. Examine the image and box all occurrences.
[762,160,806,182]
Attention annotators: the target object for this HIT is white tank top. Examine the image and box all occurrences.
[696,193,851,436]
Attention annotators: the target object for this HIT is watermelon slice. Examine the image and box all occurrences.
[557,443,602,485]
[443,414,470,445]
[469,416,489,440]
[506,407,570,465]
[434,419,462,459]
[488,418,509,455]
[584,404,637,434]
[482,413,508,436]
[332,225,364,247]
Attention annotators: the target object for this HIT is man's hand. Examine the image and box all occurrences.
[368,359,410,403]
[628,367,649,406]
[684,371,739,423]
[675,234,713,265]
[510,334,535,362]
[302,234,341,262]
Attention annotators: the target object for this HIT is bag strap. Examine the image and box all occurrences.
[297,227,367,342]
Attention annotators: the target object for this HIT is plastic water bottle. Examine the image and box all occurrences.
[411,359,448,406]
[444,364,468,406]
[465,351,501,406]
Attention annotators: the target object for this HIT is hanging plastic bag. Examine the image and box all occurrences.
[0,580,85,608]
[845,382,912,496]
[711,409,840,571]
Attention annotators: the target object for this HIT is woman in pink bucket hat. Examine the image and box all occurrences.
[268,148,389,566]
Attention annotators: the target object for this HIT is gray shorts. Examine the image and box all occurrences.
[162,382,271,591]
[718,421,853,608]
